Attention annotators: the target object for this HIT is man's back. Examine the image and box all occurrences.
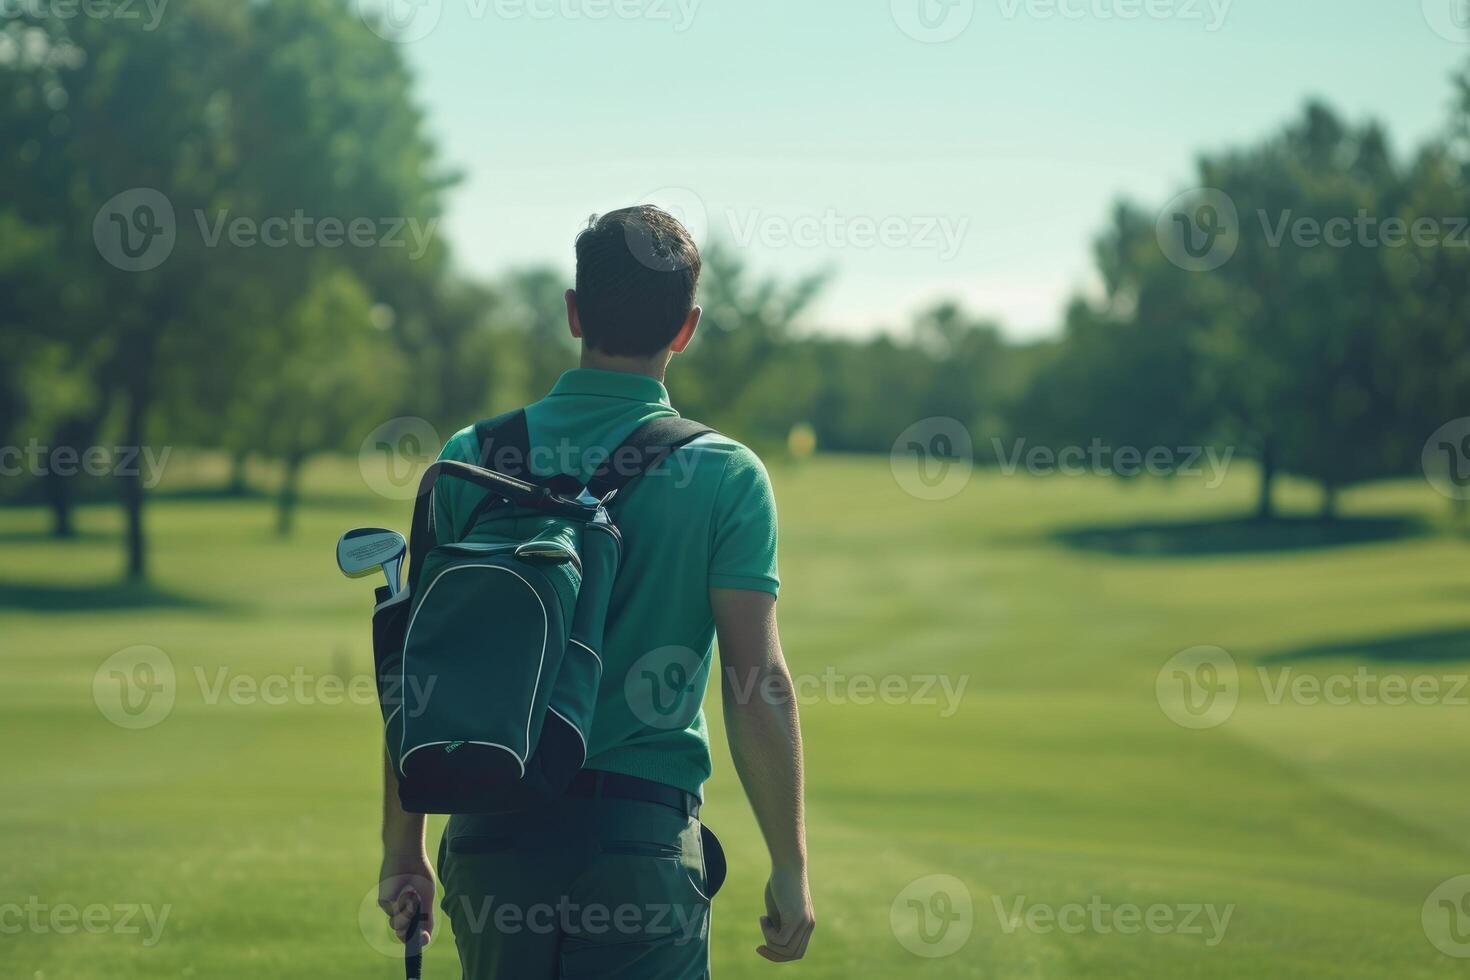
[433,367,779,795]
[378,206,811,979]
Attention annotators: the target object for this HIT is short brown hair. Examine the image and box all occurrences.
[573,205,701,357]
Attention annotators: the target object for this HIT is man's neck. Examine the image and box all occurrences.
[579,348,671,382]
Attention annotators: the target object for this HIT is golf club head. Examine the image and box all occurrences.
[337,527,407,595]
[513,541,577,566]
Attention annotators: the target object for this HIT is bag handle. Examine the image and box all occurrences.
[406,459,593,590]
[456,410,582,539]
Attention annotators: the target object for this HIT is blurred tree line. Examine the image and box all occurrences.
[1023,96,1470,521]
[2,1,1467,580]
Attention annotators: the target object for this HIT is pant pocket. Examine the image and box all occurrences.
[697,824,726,899]
[560,851,710,979]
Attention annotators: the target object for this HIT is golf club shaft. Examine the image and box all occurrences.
[382,555,404,596]
[405,909,423,980]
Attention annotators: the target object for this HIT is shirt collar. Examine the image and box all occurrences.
[547,368,672,407]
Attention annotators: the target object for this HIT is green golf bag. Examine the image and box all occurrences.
[369,411,712,814]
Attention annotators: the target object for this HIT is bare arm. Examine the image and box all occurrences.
[378,751,434,948]
[712,587,815,963]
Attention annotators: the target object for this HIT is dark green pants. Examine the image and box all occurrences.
[438,795,712,979]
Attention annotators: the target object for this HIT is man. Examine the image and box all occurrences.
[377,205,814,978]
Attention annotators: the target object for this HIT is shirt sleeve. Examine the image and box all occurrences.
[707,445,780,596]
[432,427,477,547]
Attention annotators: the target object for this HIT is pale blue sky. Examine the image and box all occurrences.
[379,0,1470,338]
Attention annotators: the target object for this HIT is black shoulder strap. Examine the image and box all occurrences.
[453,410,534,541]
[472,409,531,478]
[586,416,716,499]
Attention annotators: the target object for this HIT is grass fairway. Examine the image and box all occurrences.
[4,455,1470,978]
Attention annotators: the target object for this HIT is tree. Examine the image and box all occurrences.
[674,243,828,431]
[1387,68,1470,517]
[491,267,578,403]
[1195,103,1405,519]
[1012,202,1221,484]
[241,268,403,535]
[1,0,451,576]
[0,21,116,533]
[911,301,1010,444]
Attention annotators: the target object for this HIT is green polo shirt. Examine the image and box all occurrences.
[432,368,779,797]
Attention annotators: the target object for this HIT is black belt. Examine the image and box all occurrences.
[567,770,700,818]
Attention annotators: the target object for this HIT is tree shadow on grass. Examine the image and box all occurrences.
[0,528,115,545]
[0,580,229,613]
[1052,515,1427,558]
[1263,627,1470,665]
[151,486,271,502]
[150,486,382,510]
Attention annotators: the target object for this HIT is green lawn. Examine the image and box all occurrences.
[4,455,1469,978]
